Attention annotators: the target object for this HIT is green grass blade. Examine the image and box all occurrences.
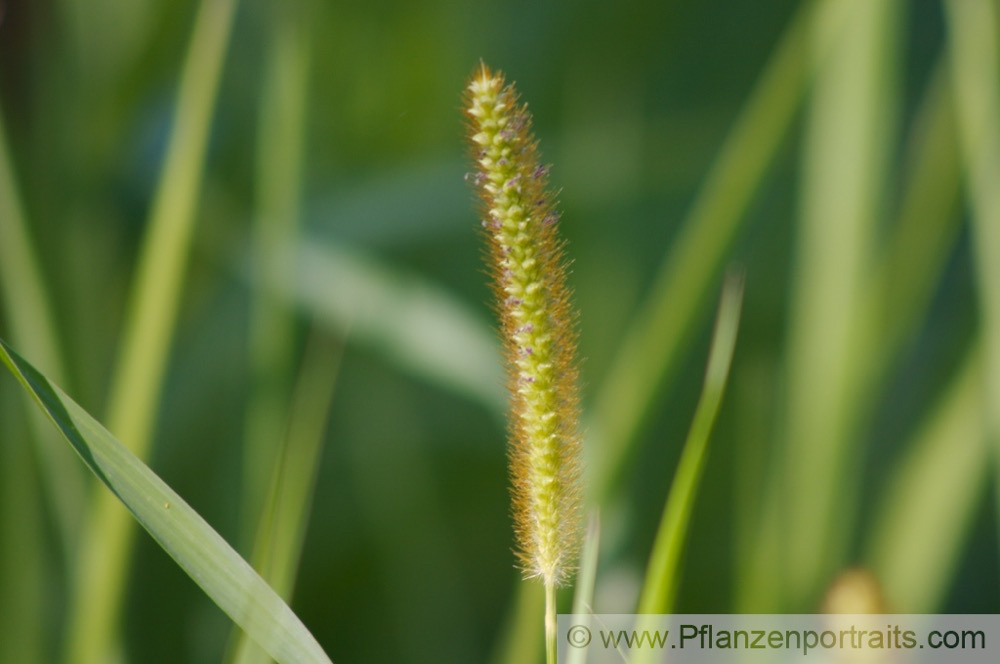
[736,57,961,614]
[231,332,341,664]
[274,240,506,415]
[491,582,544,664]
[589,0,815,502]
[58,0,157,89]
[628,273,743,664]
[636,270,744,615]
[67,0,239,660]
[782,0,899,608]
[866,346,987,612]
[943,0,1000,557]
[231,8,317,663]
[730,350,786,613]
[0,394,48,663]
[870,63,961,361]
[105,0,237,469]
[242,0,312,553]
[0,101,86,556]
[0,338,333,664]
[0,112,65,384]
[565,513,600,664]
[571,513,601,617]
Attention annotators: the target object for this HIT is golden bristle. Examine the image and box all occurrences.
[465,66,583,587]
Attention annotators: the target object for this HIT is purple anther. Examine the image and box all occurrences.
[533,164,549,179]
[543,212,560,227]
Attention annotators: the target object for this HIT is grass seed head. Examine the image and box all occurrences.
[465,65,583,587]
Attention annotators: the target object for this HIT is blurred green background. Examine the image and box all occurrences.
[1,0,999,662]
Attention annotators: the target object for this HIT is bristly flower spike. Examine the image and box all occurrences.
[465,64,583,593]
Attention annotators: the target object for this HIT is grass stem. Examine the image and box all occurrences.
[545,582,556,664]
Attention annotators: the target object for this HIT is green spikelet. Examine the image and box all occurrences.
[465,64,583,587]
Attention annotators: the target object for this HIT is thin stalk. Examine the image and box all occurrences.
[545,582,557,664]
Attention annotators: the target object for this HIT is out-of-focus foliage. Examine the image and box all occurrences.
[0,0,997,662]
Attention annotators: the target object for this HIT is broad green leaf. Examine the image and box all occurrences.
[0,338,332,664]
